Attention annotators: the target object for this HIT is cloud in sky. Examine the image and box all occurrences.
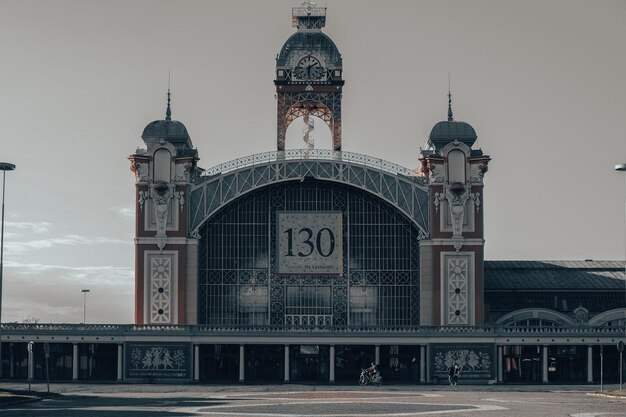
[3,260,134,323]
[112,206,134,219]
[5,221,53,233]
[4,260,133,285]
[4,234,131,255]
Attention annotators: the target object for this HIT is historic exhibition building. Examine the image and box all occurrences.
[1,3,625,385]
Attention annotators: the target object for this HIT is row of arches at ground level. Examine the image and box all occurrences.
[1,342,624,384]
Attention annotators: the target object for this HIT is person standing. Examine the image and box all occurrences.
[452,364,460,386]
[448,364,455,386]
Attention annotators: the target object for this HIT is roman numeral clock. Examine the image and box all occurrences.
[275,2,344,151]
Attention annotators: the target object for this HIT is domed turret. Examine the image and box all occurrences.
[427,93,477,152]
[141,90,194,154]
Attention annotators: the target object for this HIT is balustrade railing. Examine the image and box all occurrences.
[1,322,624,337]
[197,149,420,180]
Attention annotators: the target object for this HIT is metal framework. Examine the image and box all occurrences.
[277,92,342,151]
[196,181,421,328]
[190,150,429,238]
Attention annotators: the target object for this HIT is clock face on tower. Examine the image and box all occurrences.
[294,55,323,80]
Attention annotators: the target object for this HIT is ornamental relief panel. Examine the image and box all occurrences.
[145,252,178,324]
[437,197,476,232]
[430,344,495,381]
[470,162,489,184]
[442,253,474,325]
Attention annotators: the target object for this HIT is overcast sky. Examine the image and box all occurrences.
[1,0,625,324]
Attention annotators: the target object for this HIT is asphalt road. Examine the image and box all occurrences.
[1,383,625,417]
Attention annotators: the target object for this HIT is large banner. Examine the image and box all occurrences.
[277,211,343,274]
[125,343,191,379]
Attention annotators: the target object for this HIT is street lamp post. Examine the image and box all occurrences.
[0,162,16,328]
[615,163,626,391]
[81,289,90,324]
[0,162,15,380]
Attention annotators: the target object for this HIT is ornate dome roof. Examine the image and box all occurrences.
[429,121,477,150]
[142,120,191,146]
[276,31,342,69]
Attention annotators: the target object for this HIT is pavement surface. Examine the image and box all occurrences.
[0,382,625,416]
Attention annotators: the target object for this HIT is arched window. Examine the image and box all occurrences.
[153,149,171,182]
[496,308,576,327]
[448,150,466,183]
[197,181,421,328]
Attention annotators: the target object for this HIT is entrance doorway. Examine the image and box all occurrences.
[244,345,284,383]
[503,345,542,383]
[289,345,329,382]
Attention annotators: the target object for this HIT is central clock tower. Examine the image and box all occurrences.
[275,1,345,151]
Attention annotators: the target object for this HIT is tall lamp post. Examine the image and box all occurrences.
[81,289,90,324]
[0,162,15,380]
[0,162,16,327]
[615,163,626,391]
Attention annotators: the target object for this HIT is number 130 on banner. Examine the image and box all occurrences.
[277,211,343,274]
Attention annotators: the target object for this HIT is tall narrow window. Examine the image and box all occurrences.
[154,149,171,182]
[448,150,466,184]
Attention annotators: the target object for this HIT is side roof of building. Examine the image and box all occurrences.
[484,260,626,291]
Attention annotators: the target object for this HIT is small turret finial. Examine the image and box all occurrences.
[165,89,172,121]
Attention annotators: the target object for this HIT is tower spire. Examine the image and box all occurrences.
[165,89,172,121]
[447,72,454,121]
[165,71,172,121]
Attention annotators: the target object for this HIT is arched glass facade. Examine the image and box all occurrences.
[198,180,420,327]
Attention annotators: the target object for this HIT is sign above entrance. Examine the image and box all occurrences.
[277,211,343,274]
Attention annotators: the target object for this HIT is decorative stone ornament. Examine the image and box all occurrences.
[151,184,173,250]
[444,183,470,251]
[573,306,589,324]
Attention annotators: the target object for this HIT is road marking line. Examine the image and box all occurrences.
[173,400,508,416]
